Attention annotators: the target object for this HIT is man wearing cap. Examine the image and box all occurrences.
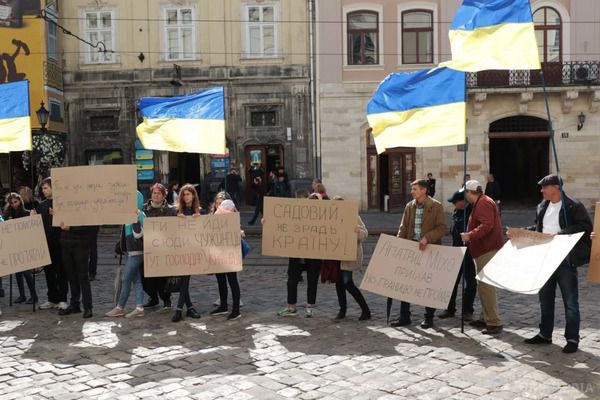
[438,188,477,321]
[512,174,592,353]
[391,179,447,329]
[460,180,504,335]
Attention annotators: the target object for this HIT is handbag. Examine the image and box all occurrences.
[164,276,183,293]
[241,239,250,258]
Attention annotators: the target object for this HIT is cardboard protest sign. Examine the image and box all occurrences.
[261,197,359,261]
[360,234,466,309]
[52,165,138,226]
[477,228,584,294]
[587,202,600,283]
[144,213,243,277]
[0,215,51,277]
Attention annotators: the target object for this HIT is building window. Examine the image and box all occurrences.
[401,10,433,64]
[49,100,63,123]
[87,150,124,165]
[347,11,379,65]
[534,6,562,63]
[84,11,114,64]
[245,5,277,57]
[250,111,278,127]
[89,115,119,132]
[47,5,58,61]
[165,8,195,60]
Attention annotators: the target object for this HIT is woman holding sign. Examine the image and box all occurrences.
[171,184,203,322]
[2,193,39,305]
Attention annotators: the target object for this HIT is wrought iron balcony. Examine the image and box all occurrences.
[467,61,600,88]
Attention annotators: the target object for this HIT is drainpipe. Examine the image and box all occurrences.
[308,0,320,178]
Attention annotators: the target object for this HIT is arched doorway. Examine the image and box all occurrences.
[488,116,550,206]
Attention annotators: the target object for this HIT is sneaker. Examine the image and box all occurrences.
[57,302,68,311]
[277,307,297,317]
[14,296,26,304]
[210,306,229,316]
[186,308,201,319]
[39,301,57,310]
[420,318,434,329]
[105,307,125,317]
[227,311,241,320]
[143,298,159,308]
[524,334,552,345]
[562,342,578,353]
[83,308,93,319]
[125,307,144,318]
[305,307,313,318]
[58,304,81,316]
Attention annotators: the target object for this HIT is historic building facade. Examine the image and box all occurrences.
[316,0,600,211]
[60,0,314,203]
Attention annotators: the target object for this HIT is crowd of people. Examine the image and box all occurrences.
[0,171,594,354]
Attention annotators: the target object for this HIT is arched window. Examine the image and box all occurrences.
[401,10,433,64]
[347,11,379,65]
[534,6,562,63]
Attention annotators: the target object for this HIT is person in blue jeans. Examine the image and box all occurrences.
[172,184,203,322]
[105,191,146,318]
[509,174,592,354]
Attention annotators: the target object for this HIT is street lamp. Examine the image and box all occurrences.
[32,101,50,189]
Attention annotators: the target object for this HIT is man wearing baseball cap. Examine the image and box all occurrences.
[510,174,592,353]
[460,180,504,335]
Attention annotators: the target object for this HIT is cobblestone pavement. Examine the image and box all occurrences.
[1,212,599,399]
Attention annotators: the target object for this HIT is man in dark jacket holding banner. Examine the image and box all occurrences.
[513,174,592,354]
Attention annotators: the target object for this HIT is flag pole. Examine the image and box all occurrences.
[461,77,468,335]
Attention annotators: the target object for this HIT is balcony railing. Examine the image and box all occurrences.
[467,61,600,88]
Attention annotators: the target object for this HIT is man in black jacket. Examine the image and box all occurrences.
[38,178,69,311]
[516,174,592,354]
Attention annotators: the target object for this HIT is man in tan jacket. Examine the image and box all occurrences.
[391,179,447,329]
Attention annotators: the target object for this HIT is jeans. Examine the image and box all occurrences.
[249,203,263,224]
[216,272,240,312]
[538,260,580,343]
[446,252,477,314]
[16,270,37,300]
[176,275,193,311]
[117,254,144,309]
[287,258,321,305]
[62,238,93,309]
[43,240,68,303]
[335,270,369,312]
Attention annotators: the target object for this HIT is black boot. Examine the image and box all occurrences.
[172,310,183,322]
[335,308,346,320]
[359,309,371,321]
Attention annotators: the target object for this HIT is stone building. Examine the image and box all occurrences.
[316,0,600,211]
[60,0,314,204]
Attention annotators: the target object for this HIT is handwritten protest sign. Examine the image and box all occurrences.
[52,165,137,226]
[144,213,242,277]
[587,202,600,283]
[0,215,51,277]
[262,197,358,260]
[478,228,583,294]
[360,234,466,309]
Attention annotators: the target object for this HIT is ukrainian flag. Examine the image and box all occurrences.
[367,67,466,154]
[0,81,31,153]
[447,0,541,72]
[136,87,225,154]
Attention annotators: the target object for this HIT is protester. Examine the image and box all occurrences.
[277,192,324,318]
[106,191,147,318]
[58,220,97,318]
[311,178,321,193]
[171,184,203,322]
[3,193,38,304]
[37,178,68,311]
[391,180,447,329]
[248,176,264,226]
[332,196,371,321]
[511,174,592,353]
[314,183,329,200]
[266,170,276,196]
[142,183,176,309]
[167,182,180,205]
[271,173,291,198]
[426,173,436,198]
[460,180,504,335]
[210,199,242,320]
[438,188,477,321]
[224,168,243,206]
[19,186,39,212]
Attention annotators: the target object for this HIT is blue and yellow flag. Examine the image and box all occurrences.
[136,87,225,154]
[367,67,466,154]
[0,81,31,153]
[446,0,541,72]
